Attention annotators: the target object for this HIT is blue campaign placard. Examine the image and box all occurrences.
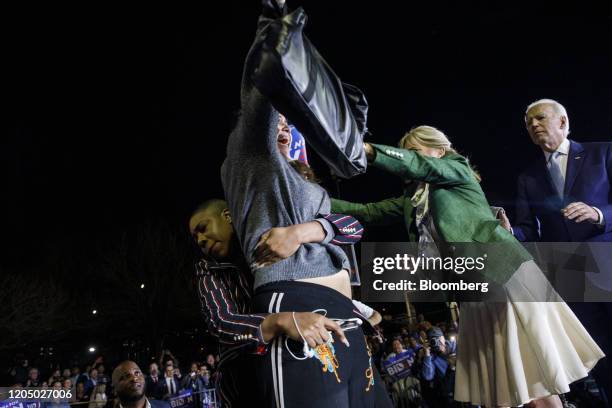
[288,125,308,164]
[0,401,22,408]
[0,399,40,408]
[382,349,415,379]
[169,389,195,408]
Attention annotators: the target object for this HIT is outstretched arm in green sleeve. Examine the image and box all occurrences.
[330,196,405,226]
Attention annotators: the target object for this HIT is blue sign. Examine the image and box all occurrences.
[288,125,308,165]
[0,401,22,408]
[0,401,40,408]
[382,349,415,379]
[169,390,194,408]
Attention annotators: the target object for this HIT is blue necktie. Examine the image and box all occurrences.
[547,151,565,197]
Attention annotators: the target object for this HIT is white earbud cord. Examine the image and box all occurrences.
[285,309,329,360]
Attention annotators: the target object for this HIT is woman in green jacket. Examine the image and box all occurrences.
[333,126,603,408]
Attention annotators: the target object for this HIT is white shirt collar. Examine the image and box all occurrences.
[543,138,570,161]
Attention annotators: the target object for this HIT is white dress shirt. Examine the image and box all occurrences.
[165,376,175,395]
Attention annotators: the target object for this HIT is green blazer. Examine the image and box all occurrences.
[332,143,532,284]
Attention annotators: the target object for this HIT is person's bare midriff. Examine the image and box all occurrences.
[297,269,352,298]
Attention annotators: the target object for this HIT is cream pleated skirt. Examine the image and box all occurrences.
[454,260,605,407]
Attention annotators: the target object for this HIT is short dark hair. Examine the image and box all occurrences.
[192,199,227,217]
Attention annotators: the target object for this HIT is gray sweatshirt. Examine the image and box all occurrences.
[220,18,349,289]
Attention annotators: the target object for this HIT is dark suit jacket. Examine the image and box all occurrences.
[157,375,181,400]
[83,378,97,397]
[514,140,612,242]
[145,375,162,399]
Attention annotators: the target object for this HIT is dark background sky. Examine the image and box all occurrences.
[6,2,612,260]
[3,1,612,363]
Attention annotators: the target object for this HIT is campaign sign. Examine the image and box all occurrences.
[382,349,415,380]
[288,125,308,165]
[0,400,22,408]
[0,401,40,408]
[169,389,194,408]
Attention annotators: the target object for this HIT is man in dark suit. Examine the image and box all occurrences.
[144,363,161,400]
[158,360,181,401]
[510,98,612,405]
[112,361,170,408]
[513,99,612,242]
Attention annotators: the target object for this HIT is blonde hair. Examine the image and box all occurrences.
[398,126,456,155]
[398,125,481,182]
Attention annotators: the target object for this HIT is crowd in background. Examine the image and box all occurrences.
[367,316,461,408]
[4,311,606,408]
[367,314,604,408]
[0,313,479,408]
[5,350,219,408]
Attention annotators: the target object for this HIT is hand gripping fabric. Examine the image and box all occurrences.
[252,1,369,179]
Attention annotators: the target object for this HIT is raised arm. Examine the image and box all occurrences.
[225,0,288,161]
[421,349,435,381]
[366,143,477,187]
[249,1,368,178]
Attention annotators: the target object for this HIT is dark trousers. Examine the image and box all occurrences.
[217,353,263,408]
[252,281,376,408]
[372,367,393,408]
